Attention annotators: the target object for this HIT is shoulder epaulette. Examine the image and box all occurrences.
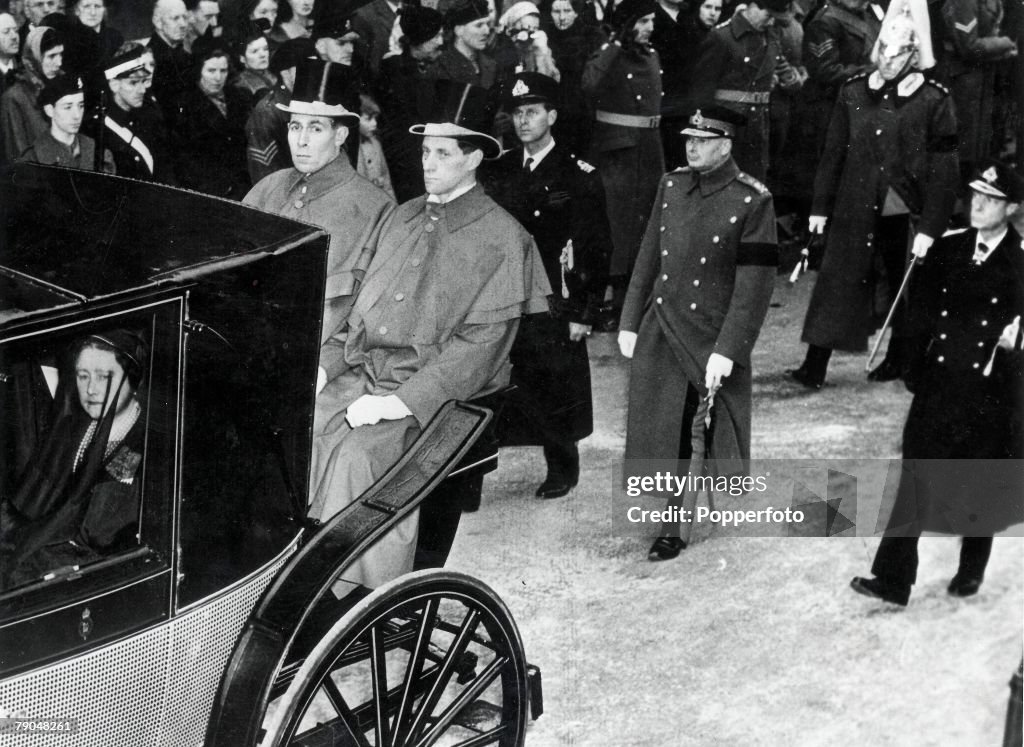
[670,165,692,174]
[736,171,769,194]
[941,227,969,237]
[576,158,595,173]
[845,71,869,84]
[715,17,732,28]
[926,78,950,94]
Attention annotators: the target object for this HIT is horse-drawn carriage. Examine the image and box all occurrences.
[0,164,541,745]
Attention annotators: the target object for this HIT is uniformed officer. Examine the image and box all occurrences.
[791,0,959,387]
[245,37,316,184]
[618,106,778,560]
[851,160,1024,606]
[688,0,795,181]
[581,0,664,327]
[243,58,395,360]
[482,72,613,498]
[938,0,1018,183]
[91,44,177,183]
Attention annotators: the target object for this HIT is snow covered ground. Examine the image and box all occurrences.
[446,275,1023,746]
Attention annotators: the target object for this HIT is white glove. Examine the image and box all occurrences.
[532,29,549,49]
[705,352,734,391]
[569,322,592,341]
[618,331,637,358]
[998,315,1022,351]
[345,394,412,428]
[910,233,934,259]
[808,216,827,234]
[316,366,328,395]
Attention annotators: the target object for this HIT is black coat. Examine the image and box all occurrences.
[483,143,613,445]
[175,86,252,200]
[90,99,178,185]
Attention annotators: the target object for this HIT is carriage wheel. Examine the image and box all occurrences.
[260,569,530,747]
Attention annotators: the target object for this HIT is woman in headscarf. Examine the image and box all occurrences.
[0,25,63,162]
[1,331,148,591]
[175,38,252,199]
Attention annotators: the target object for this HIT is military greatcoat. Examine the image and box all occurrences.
[802,71,959,352]
[482,142,613,445]
[581,40,665,277]
[309,185,549,587]
[243,157,396,348]
[620,159,777,468]
[689,11,782,181]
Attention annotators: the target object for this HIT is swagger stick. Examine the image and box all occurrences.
[677,391,714,547]
[866,258,919,372]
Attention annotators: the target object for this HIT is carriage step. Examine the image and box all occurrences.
[527,664,543,719]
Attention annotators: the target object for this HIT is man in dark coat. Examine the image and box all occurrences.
[581,0,663,324]
[91,45,178,183]
[790,0,959,388]
[352,0,401,79]
[483,72,612,498]
[309,81,549,591]
[149,0,193,127]
[618,106,778,560]
[851,160,1024,606]
[688,0,794,181]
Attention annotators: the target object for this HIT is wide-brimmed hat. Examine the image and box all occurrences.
[409,80,501,159]
[445,0,491,28]
[969,159,1024,203]
[276,58,360,126]
[680,106,746,138]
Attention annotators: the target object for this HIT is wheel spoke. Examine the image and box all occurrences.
[296,678,370,747]
[404,608,481,743]
[390,597,439,747]
[370,625,392,746]
[413,655,509,747]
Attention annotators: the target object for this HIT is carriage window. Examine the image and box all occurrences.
[0,307,178,597]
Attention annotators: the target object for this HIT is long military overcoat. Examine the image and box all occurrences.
[802,70,959,351]
[620,160,777,468]
[482,141,613,445]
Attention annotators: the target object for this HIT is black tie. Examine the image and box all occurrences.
[524,157,534,173]
[425,201,443,221]
[973,242,989,265]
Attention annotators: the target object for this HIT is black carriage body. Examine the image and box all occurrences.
[0,165,327,731]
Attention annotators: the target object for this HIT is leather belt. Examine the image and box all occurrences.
[714,89,771,105]
[595,110,662,128]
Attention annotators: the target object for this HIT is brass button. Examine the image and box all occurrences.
[627,73,633,79]
[981,320,988,326]
[973,363,980,369]
[294,200,304,208]
[656,297,663,304]
[660,226,666,232]
[744,196,751,203]
[395,292,405,301]
[662,250,668,256]
[667,180,674,187]
[693,279,700,287]
[689,303,697,310]
[937,356,945,362]
[712,236,720,243]
[940,310,947,317]
[700,257,707,264]
[534,210,541,217]
[425,223,435,233]
[412,258,421,267]
[379,326,388,335]
[662,274,668,281]
[729,216,737,223]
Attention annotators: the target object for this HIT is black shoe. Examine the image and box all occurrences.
[850,576,910,606]
[535,477,575,499]
[788,366,824,390]
[947,573,983,597]
[867,357,903,382]
[648,536,686,561]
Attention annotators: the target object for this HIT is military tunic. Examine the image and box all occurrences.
[620,159,777,468]
[581,41,665,277]
[309,185,549,587]
[689,11,782,181]
[939,0,1017,169]
[243,157,396,348]
[482,142,613,445]
[93,100,178,184]
[802,71,959,352]
[245,84,291,185]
